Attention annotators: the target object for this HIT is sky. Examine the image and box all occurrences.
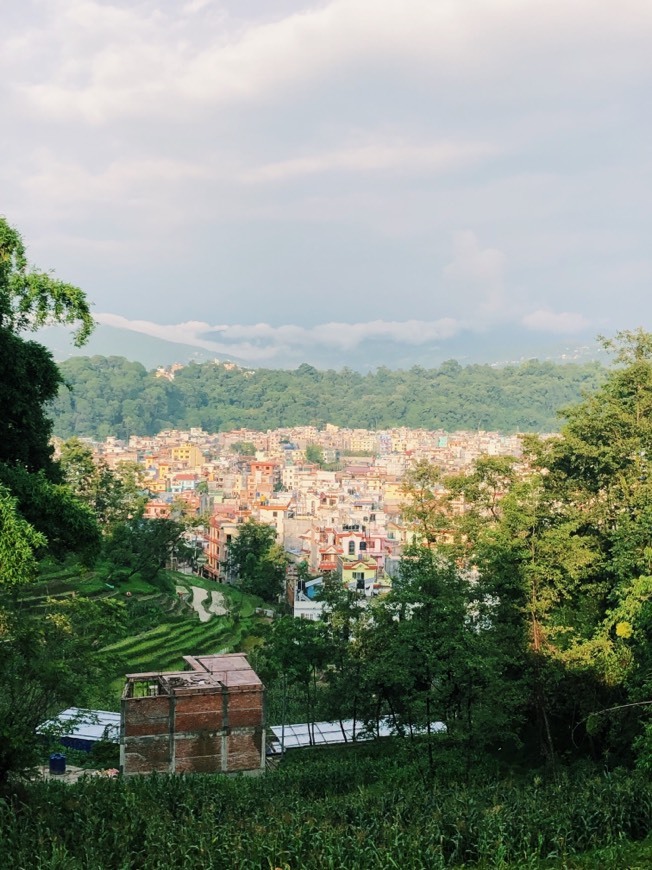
[2,0,651,368]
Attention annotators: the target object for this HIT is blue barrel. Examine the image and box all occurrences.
[49,753,66,775]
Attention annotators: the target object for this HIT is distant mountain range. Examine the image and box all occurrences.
[36,324,241,369]
[36,322,606,372]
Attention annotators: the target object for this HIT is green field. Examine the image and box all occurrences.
[3,742,652,868]
[21,560,269,706]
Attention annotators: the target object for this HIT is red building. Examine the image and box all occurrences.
[121,653,265,776]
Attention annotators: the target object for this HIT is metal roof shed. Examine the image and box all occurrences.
[40,707,120,752]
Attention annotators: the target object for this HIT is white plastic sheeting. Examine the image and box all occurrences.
[269,717,445,752]
[39,707,120,744]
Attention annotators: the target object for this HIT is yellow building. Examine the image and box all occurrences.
[337,555,379,589]
[171,444,205,468]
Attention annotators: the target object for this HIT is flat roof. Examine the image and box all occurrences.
[125,653,263,693]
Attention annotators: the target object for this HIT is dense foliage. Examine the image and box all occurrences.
[249,332,652,780]
[49,355,603,439]
[0,217,108,781]
[5,217,652,865]
[2,749,652,868]
[225,518,288,602]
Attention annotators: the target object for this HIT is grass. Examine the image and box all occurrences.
[543,838,652,868]
[3,748,652,868]
[21,559,269,706]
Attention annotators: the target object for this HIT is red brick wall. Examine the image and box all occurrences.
[175,690,224,733]
[123,734,171,774]
[122,684,264,776]
[227,731,263,772]
[227,690,264,729]
[174,733,222,774]
[123,695,170,738]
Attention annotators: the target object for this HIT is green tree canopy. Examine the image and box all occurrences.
[0,216,102,783]
[104,517,190,585]
[59,438,147,532]
[305,443,325,467]
[0,217,93,346]
[48,354,605,440]
[225,519,287,602]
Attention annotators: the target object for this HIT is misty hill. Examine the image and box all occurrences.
[36,322,604,371]
[49,355,604,440]
[36,324,246,369]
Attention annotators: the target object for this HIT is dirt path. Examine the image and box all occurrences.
[177,585,229,622]
[208,589,228,616]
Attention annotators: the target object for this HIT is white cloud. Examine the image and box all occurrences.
[16,0,652,123]
[243,141,497,183]
[22,154,214,206]
[522,309,590,334]
[96,312,463,362]
[3,0,651,344]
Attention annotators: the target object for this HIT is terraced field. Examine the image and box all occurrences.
[103,597,254,674]
[23,559,269,704]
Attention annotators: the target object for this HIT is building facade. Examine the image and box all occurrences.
[121,653,265,776]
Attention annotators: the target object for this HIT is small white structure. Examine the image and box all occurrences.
[293,577,325,621]
[40,707,120,751]
[269,717,446,753]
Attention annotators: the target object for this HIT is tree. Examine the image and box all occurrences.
[317,579,370,739]
[365,548,512,777]
[49,352,604,441]
[104,517,190,585]
[0,595,123,782]
[230,441,256,456]
[435,330,652,764]
[305,443,325,467]
[0,218,93,346]
[59,438,147,531]
[0,463,100,564]
[224,519,287,602]
[0,484,46,587]
[0,330,65,476]
[0,216,96,485]
[0,216,102,784]
[401,459,452,545]
[528,330,652,760]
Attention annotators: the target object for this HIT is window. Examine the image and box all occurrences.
[359,541,367,551]
[348,541,355,555]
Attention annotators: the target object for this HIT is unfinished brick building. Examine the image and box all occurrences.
[120,653,265,776]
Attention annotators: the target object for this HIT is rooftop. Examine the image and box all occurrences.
[124,653,262,698]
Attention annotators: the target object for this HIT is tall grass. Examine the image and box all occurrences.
[2,755,651,868]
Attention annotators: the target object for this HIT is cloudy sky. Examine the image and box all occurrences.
[2,0,651,367]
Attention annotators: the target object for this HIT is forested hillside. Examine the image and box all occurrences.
[50,355,603,439]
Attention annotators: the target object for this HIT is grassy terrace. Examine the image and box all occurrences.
[21,559,269,707]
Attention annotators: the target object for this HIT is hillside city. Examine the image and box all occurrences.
[3,0,651,859]
[71,424,524,615]
[4,204,652,861]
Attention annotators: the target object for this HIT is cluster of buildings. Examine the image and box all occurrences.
[56,425,524,777]
[86,424,523,616]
